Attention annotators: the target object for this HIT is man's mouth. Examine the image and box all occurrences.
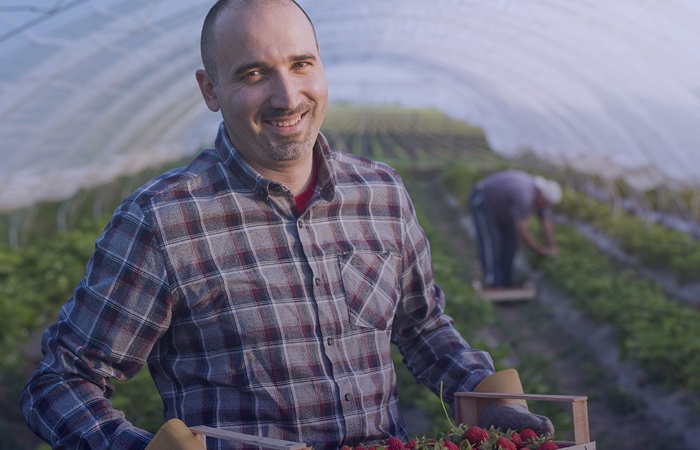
[268,113,304,127]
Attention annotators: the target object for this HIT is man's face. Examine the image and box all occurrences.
[204,3,328,174]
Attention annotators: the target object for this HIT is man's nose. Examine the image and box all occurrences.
[269,73,301,110]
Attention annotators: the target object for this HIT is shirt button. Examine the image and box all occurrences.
[344,393,353,402]
[314,277,321,286]
[326,337,334,346]
[297,220,303,229]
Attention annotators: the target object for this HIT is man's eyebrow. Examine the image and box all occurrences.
[291,53,318,63]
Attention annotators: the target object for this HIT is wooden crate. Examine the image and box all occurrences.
[189,392,595,449]
[471,279,537,302]
[454,392,596,449]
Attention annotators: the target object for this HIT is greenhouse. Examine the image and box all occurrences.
[1,1,700,449]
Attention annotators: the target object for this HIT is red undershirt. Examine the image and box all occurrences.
[294,153,318,212]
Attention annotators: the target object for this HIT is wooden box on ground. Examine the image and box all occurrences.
[471,280,537,302]
[454,392,596,449]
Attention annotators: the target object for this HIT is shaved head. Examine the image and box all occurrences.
[200,0,318,84]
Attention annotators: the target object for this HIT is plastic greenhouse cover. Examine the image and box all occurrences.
[1,0,699,212]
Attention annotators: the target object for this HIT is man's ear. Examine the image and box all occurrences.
[195,69,220,112]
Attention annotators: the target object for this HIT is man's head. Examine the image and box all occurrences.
[533,176,562,207]
[196,0,328,175]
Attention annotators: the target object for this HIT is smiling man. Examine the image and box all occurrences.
[196,0,328,196]
[21,1,552,449]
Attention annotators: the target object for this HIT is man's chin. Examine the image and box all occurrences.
[266,135,316,159]
[265,142,311,163]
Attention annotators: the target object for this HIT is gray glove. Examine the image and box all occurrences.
[473,369,555,436]
[477,402,554,436]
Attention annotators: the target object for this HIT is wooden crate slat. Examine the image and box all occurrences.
[189,425,311,450]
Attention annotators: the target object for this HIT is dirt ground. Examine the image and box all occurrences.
[405,169,698,450]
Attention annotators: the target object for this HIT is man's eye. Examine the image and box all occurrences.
[294,62,309,68]
[245,70,261,77]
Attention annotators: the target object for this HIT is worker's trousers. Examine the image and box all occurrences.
[469,188,518,287]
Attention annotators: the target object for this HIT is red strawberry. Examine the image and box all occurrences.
[386,437,405,450]
[497,436,517,450]
[341,446,352,450]
[509,431,523,448]
[444,441,459,450]
[537,442,559,450]
[465,425,489,446]
[404,440,417,450]
[519,429,538,445]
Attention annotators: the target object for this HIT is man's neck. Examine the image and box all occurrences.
[253,156,314,197]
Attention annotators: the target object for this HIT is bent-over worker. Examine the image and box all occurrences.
[469,170,562,288]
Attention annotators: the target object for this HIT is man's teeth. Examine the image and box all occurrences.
[270,115,302,127]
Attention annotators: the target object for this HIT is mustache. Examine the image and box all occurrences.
[262,103,308,120]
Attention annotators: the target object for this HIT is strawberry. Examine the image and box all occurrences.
[497,436,517,450]
[404,440,417,450]
[386,437,405,450]
[444,441,459,450]
[341,446,352,450]
[519,429,538,445]
[465,425,489,446]
[537,442,559,450]
[508,431,523,448]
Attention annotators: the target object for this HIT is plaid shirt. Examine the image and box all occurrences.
[21,123,494,450]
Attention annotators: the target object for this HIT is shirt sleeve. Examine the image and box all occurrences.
[20,200,172,449]
[390,184,495,408]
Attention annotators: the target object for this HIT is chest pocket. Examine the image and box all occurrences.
[338,251,400,330]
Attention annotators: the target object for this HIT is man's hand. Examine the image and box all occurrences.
[477,402,554,436]
[473,369,555,436]
[515,220,558,257]
[145,419,206,450]
[540,245,558,257]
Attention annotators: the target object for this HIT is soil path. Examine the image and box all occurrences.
[404,168,695,450]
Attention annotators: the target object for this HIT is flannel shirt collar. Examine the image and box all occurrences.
[214,122,335,203]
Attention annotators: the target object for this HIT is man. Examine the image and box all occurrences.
[21,1,553,449]
[469,170,562,288]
